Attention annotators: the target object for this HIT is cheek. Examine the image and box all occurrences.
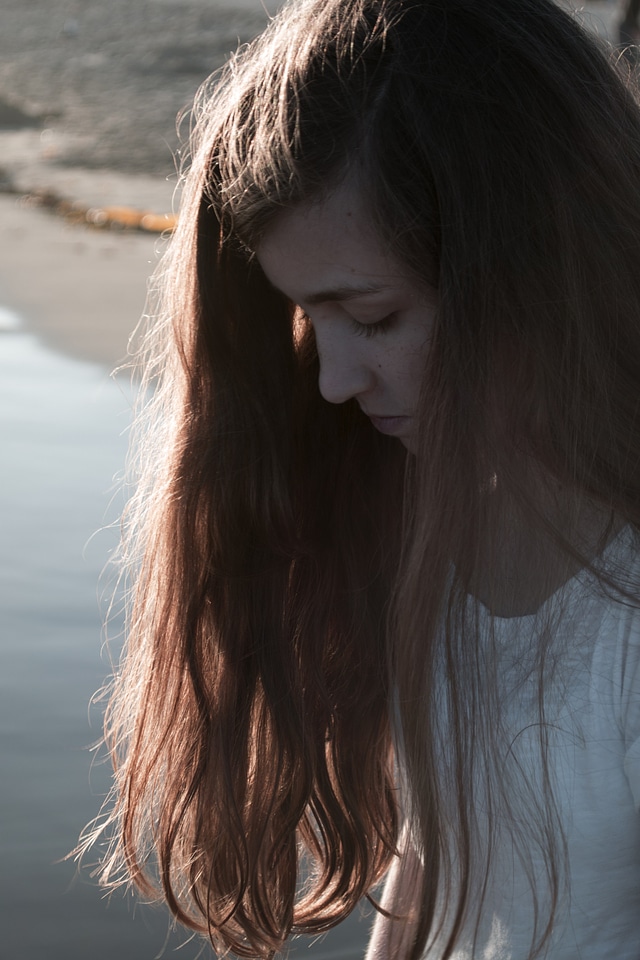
[377,352,424,407]
[397,340,430,397]
[406,357,426,401]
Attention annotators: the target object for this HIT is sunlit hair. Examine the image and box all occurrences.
[84,1,640,958]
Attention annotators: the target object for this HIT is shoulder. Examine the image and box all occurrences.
[590,527,640,697]
[587,527,640,805]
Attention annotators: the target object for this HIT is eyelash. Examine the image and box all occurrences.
[348,312,398,338]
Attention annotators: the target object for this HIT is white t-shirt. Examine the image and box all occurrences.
[416,528,640,959]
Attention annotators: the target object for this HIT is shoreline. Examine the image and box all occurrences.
[0,189,165,370]
[0,0,275,366]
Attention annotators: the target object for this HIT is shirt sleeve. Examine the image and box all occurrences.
[619,603,640,810]
[624,736,640,810]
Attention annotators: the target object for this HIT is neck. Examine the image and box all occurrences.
[471,479,622,618]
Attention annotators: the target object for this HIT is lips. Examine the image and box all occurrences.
[366,414,411,437]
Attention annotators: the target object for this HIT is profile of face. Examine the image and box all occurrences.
[256,181,436,451]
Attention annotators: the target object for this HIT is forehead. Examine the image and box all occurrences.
[256,181,414,306]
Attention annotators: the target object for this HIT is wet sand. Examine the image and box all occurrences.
[0,190,166,368]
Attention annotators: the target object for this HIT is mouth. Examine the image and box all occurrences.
[366,414,412,437]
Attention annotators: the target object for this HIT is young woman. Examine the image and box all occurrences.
[87,1,640,957]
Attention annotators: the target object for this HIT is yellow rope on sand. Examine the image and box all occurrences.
[11,183,178,234]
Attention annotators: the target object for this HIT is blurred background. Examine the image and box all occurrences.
[0,1,630,958]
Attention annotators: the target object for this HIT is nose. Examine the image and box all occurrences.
[316,334,376,405]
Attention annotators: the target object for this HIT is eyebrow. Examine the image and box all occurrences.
[301,282,392,305]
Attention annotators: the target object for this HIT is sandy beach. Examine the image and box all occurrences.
[0,190,167,367]
[0,0,278,367]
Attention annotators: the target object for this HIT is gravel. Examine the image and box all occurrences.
[0,0,272,176]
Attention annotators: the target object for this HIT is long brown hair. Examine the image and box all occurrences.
[83,1,640,957]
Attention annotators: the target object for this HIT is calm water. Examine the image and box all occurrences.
[0,308,371,959]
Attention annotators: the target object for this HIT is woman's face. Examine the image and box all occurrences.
[256,181,436,451]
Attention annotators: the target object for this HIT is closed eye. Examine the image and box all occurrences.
[348,312,398,338]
